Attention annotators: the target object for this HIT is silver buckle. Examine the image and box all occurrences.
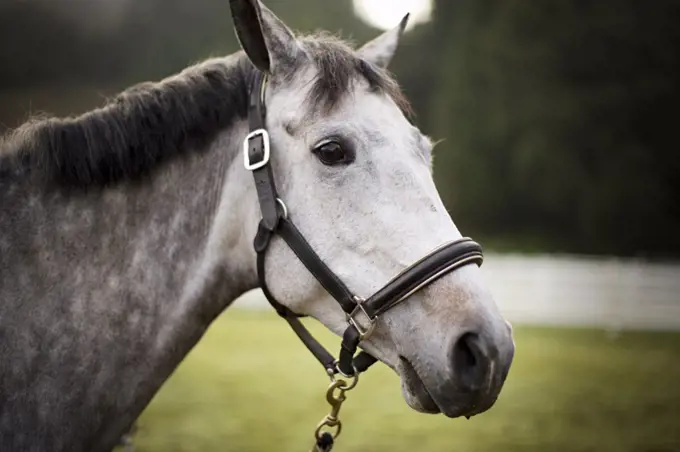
[346,296,376,341]
[243,128,270,171]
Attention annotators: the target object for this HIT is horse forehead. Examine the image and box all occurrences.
[310,90,408,138]
[346,87,401,117]
[345,95,416,148]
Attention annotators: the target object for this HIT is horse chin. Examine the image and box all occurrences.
[398,356,441,414]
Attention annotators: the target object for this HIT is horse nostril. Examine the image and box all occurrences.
[450,332,489,392]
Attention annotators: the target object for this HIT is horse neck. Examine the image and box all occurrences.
[0,119,259,452]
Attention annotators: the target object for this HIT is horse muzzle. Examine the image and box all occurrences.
[399,321,515,418]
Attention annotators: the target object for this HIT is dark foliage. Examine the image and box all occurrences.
[0,0,678,257]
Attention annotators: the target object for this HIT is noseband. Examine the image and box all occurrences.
[244,70,483,448]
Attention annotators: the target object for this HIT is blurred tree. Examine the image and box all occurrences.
[428,0,680,257]
[1,0,678,258]
[0,0,378,88]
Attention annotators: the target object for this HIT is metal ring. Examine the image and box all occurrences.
[276,198,288,219]
[315,419,342,440]
[331,361,359,390]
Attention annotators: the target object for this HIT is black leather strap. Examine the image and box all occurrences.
[278,219,357,314]
[256,218,373,374]
[353,350,378,372]
[363,238,483,318]
[284,316,337,371]
[247,72,280,231]
[337,325,362,375]
[256,226,339,374]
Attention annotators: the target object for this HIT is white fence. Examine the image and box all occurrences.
[479,253,680,331]
[232,253,680,331]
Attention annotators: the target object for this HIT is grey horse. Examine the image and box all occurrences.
[0,1,515,451]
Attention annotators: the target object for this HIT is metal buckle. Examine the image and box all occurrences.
[243,128,270,170]
[346,296,376,341]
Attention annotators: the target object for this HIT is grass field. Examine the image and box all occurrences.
[130,309,680,452]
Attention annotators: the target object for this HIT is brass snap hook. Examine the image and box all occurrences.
[312,373,360,447]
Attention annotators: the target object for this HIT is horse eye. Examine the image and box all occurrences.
[312,140,352,166]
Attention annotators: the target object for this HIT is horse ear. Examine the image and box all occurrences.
[228,0,300,74]
[357,13,410,68]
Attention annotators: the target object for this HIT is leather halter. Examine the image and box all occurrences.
[245,70,484,377]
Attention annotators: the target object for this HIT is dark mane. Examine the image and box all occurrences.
[0,34,411,189]
[0,55,253,188]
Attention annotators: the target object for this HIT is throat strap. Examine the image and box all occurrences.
[255,218,377,375]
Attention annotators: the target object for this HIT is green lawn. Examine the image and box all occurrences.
[130,309,680,452]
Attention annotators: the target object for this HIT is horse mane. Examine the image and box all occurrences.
[0,54,252,188]
[0,34,410,189]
